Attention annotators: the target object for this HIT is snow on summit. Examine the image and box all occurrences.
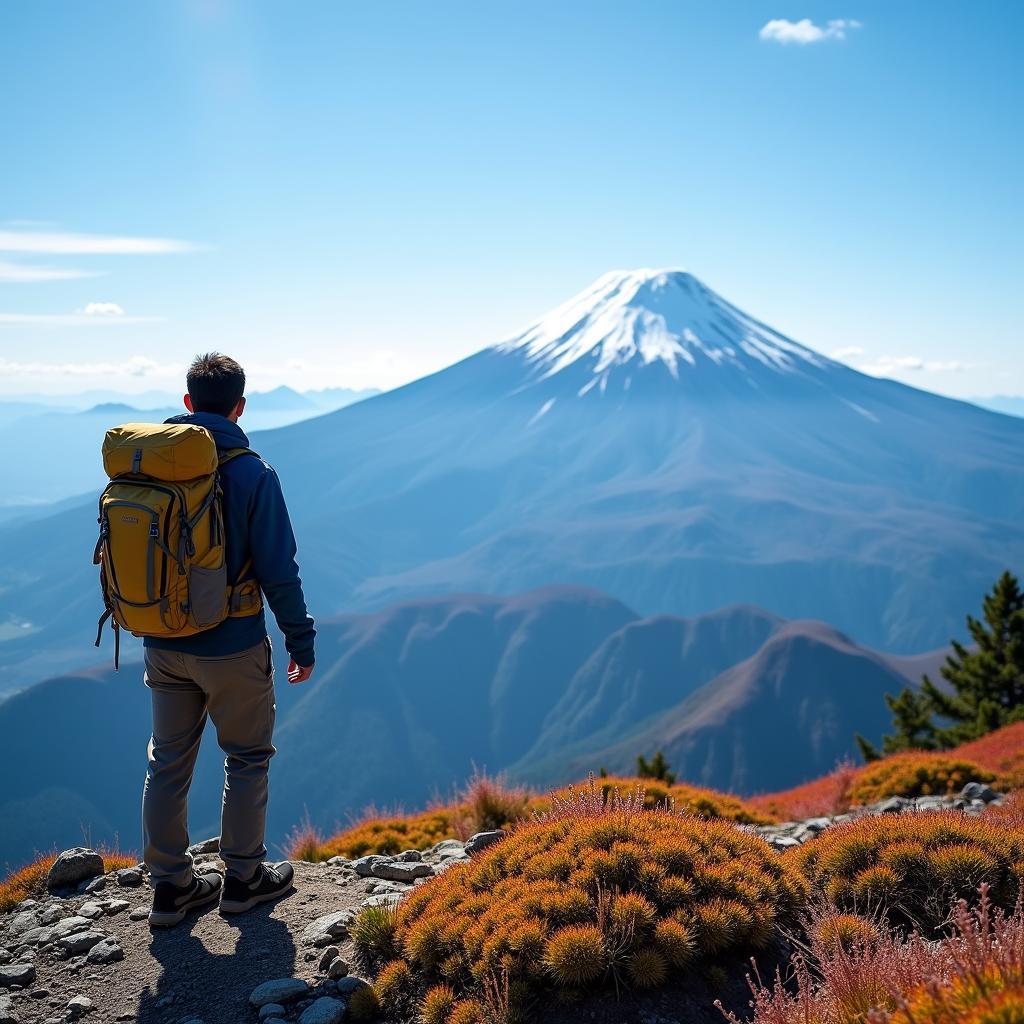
[496,269,826,388]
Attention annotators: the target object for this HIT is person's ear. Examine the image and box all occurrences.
[184,393,194,413]
[234,396,246,419]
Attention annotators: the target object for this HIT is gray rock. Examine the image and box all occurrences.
[65,996,93,1019]
[18,926,55,947]
[352,856,388,878]
[431,839,466,855]
[802,817,832,833]
[258,1005,286,1021]
[188,838,220,855]
[325,856,351,867]
[876,797,911,814]
[51,917,90,938]
[0,952,9,967]
[6,913,38,937]
[46,850,104,894]
[298,997,346,1024]
[369,880,404,895]
[0,993,15,1024]
[767,836,801,851]
[104,900,129,916]
[77,903,103,921]
[962,782,998,803]
[318,947,339,971]
[335,977,368,997]
[361,893,402,909]
[301,911,354,947]
[371,860,433,883]
[128,906,150,921]
[86,938,123,965]
[115,868,143,888]
[465,830,506,855]
[249,979,309,1008]
[82,877,106,896]
[55,931,105,956]
[327,959,349,980]
[36,907,62,926]
[395,849,422,862]
[0,963,36,987]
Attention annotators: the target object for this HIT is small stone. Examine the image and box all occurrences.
[30,989,50,999]
[154,993,175,1008]
[0,963,36,987]
[335,977,368,997]
[66,996,93,1019]
[361,893,402,909]
[0,993,15,1024]
[258,1005,286,1022]
[352,856,387,878]
[395,849,422,862]
[371,861,433,883]
[877,797,911,814]
[104,901,129,916]
[76,904,103,921]
[82,877,106,895]
[300,911,354,947]
[961,781,998,803]
[128,906,150,921]
[768,836,801,851]
[46,851,104,894]
[55,931,105,956]
[431,839,466,855]
[249,979,309,1008]
[86,938,123,965]
[317,947,339,972]
[465,830,506,855]
[18,926,55,947]
[325,856,351,867]
[187,838,220,855]
[298,996,346,1024]
[115,868,143,888]
[50,917,90,939]
[36,907,63,926]
[327,959,349,980]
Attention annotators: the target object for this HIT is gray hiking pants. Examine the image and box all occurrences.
[142,638,276,886]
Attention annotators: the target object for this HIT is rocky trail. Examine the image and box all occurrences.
[0,786,1005,1024]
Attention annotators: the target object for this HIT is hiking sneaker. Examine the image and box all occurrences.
[149,871,223,928]
[220,861,295,914]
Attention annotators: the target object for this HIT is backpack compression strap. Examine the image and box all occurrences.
[218,448,264,612]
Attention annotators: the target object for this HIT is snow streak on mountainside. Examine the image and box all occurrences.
[495,268,826,392]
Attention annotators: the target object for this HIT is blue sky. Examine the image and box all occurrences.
[0,1,1021,398]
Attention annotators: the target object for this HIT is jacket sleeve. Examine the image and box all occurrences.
[247,465,316,666]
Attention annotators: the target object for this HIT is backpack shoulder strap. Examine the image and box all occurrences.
[218,447,260,466]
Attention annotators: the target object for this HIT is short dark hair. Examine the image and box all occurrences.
[187,352,246,416]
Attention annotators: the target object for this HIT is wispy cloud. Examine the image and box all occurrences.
[860,355,972,375]
[759,18,862,44]
[0,310,159,327]
[831,345,865,360]
[0,260,100,283]
[80,302,125,316]
[0,229,198,255]
[0,356,175,378]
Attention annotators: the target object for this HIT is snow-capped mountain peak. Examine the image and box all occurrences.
[495,268,826,389]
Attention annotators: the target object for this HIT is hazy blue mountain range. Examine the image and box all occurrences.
[971,395,1024,418]
[0,586,943,870]
[0,385,379,510]
[1,268,1022,692]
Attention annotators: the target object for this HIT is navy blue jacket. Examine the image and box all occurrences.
[143,412,316,666]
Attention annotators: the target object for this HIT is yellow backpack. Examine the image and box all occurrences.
[94,422,262,667]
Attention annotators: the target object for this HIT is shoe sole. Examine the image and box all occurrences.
[220,880,295,915]
[149,884,222,928]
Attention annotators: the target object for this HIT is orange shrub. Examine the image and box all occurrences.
[353,783,806,1017]
[847,754,994,806]
[0,849,138,913]
[795,812,1024,931]
[296,808,459,861]
[954,720,1024,792]
[751,761,860,821]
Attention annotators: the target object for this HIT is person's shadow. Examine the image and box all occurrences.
[136,903,298,1024]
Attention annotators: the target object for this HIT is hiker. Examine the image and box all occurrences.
[96,352,316,927]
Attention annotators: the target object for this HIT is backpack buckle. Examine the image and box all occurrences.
[149,523,159,538]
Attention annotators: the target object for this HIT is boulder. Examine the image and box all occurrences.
[249,979,309,1008]
[46,850,104,893]
[465,830,506,855]
[298,997,346,1024]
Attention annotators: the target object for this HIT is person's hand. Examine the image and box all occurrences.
[287,659,314,684]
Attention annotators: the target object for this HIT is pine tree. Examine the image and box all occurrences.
[636,751,676,784]
[869,571,1024,754]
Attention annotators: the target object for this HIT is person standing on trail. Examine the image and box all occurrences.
[105,352,316,927]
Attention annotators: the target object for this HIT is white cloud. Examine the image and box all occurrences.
[80,302,125,317]
[0,260,100,283]
[0,229,197,255]
[860,355,972,375]
[0,311,159,327]
[759,18,862,44]
[0,356,176,378]
[831,345,865,360]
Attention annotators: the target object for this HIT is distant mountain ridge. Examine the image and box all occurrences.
[0,586,946,868]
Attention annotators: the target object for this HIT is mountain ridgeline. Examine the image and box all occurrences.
[0,585,949,868]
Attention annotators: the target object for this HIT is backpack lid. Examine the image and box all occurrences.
[103,423,219,482]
